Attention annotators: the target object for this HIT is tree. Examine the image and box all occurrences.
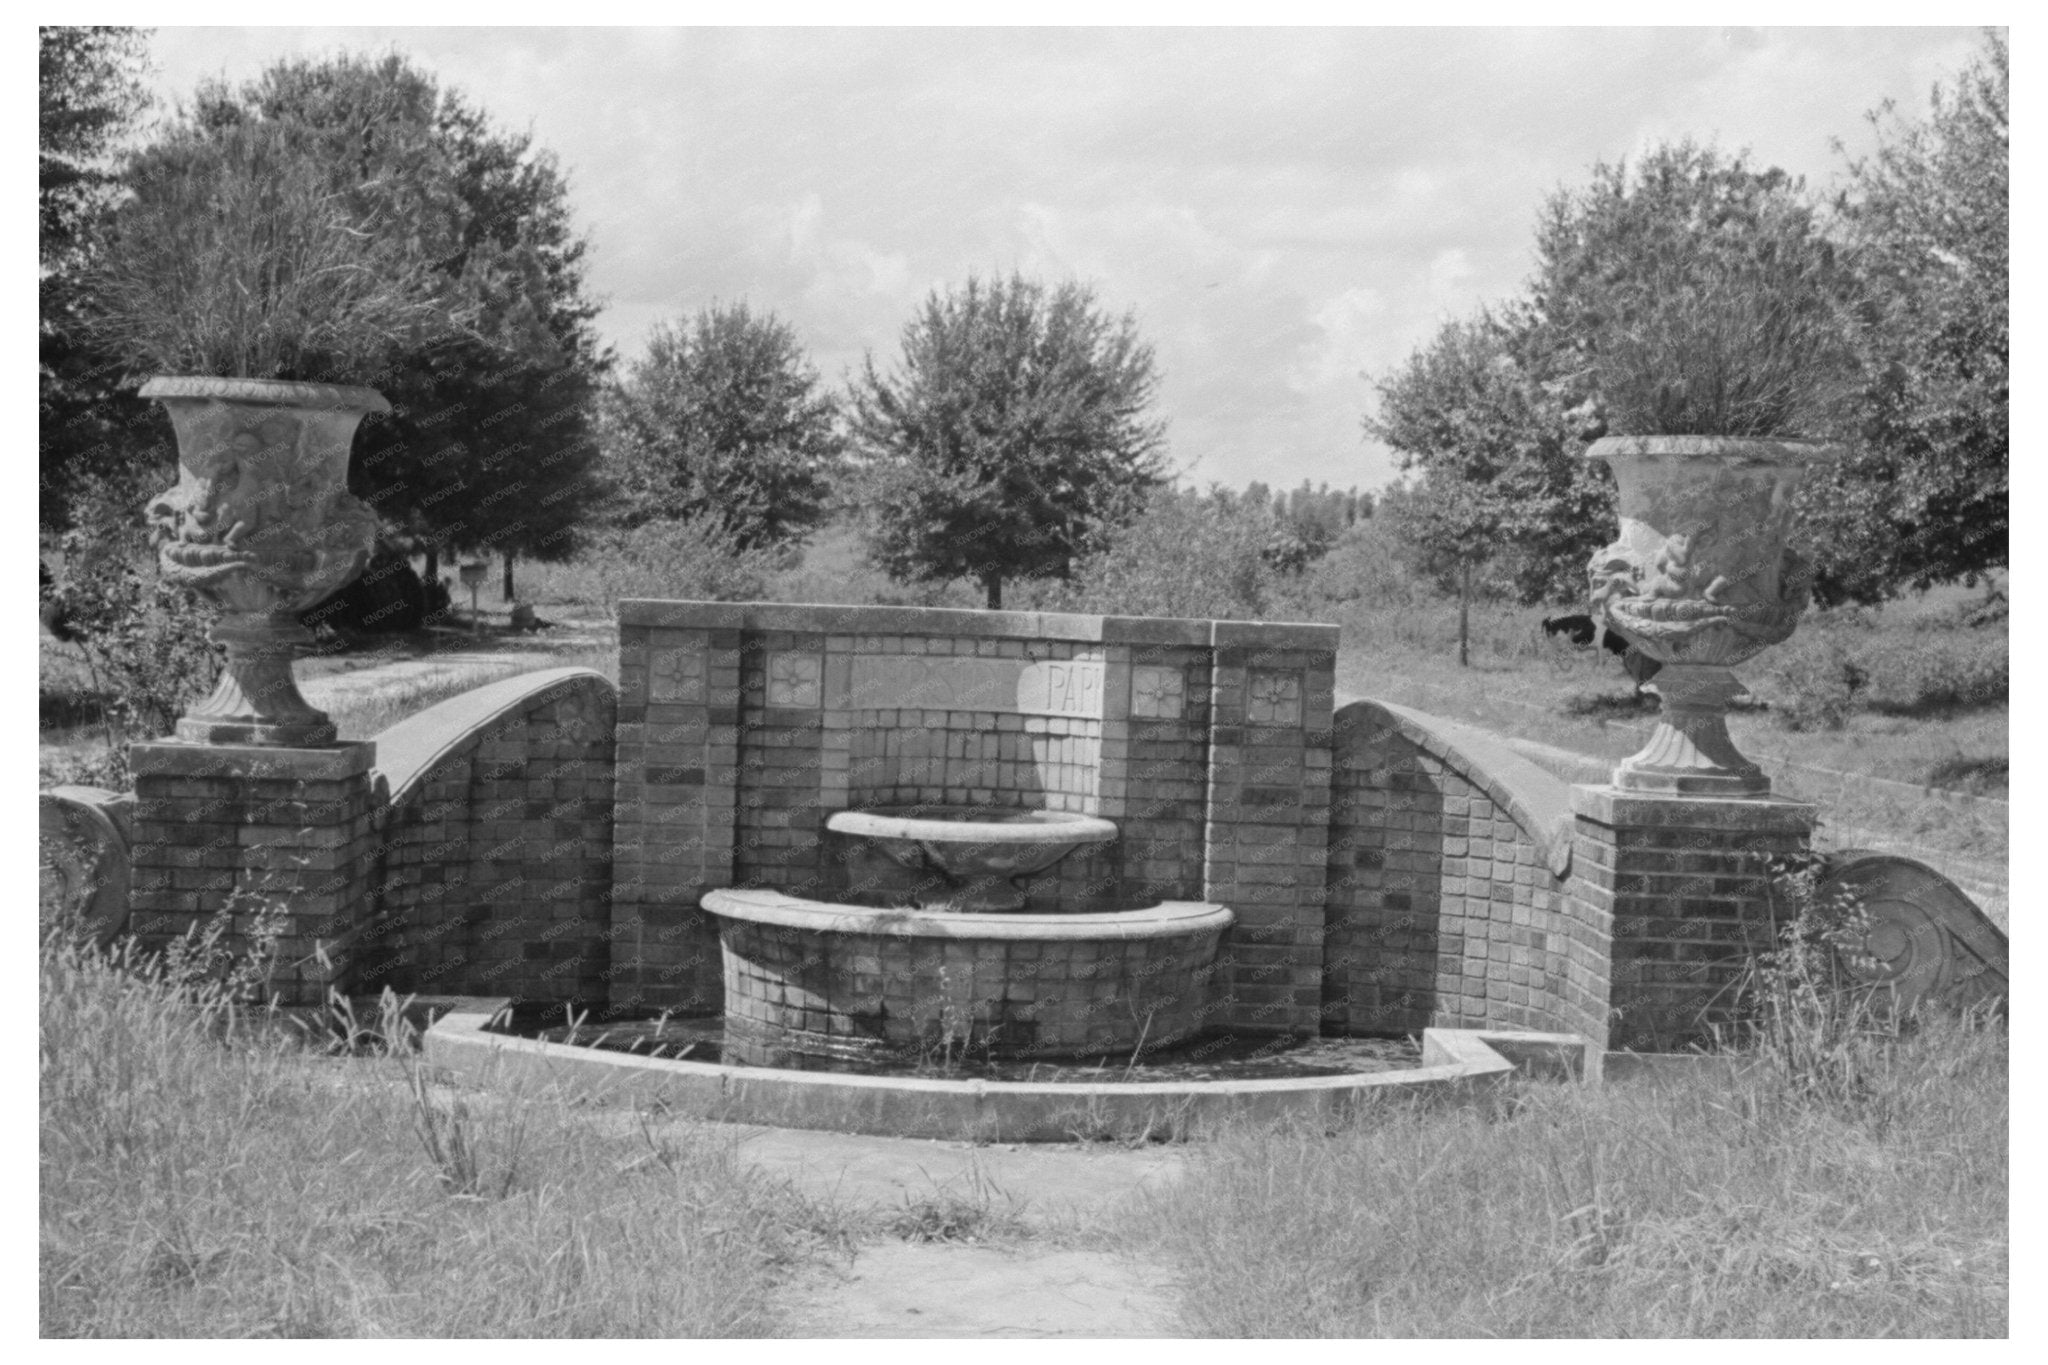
[604,303,844,548]
[1369,142,1852,605]
[188,52,610,587]
[39,25,151,529]
[1810,28,2008,596]
[1368,309,1606,607]
[849,274,1168,609]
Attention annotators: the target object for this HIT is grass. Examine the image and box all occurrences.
[1121,1011,2006,1337]
[38,932,838,1337]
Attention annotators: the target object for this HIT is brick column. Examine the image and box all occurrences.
[612,601,742,1013]
[127,741,378,1006]
[1205,623,1338,1036]
[1569,786,1814,1052]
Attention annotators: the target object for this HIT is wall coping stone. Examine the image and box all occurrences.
[374,667,614,808]
[1571,785,1817,834]
[1335,696,1575,877]
[130,739,375,781]
[618,598,1339,650]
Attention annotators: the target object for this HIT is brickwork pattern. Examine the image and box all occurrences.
[1569,789,1814,1052]
[1322,703,1607,1047]
[1101,644,1212,906]
[363,677,616,1001]
[613,611,743,1011]
[1204,638,1336,1035]
[127,742,379,1007]
[717,916,1226,1066]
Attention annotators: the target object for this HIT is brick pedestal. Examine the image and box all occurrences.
[128,741,378,1006]
[1570,786,1814,1052]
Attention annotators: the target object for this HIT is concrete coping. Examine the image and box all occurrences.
[702,889,1235,942]
[127,738,376,781]
[422,999,1596,1142]
[1335,696,1576,878]
[1570,784,1818,833]
[617,599,1339,652]
[373,666,614,808]
[826,805,1119,846]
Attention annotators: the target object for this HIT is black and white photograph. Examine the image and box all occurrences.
[35,21,2009,1340]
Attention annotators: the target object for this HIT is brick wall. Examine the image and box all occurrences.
[1203,629,1337,1035]
[1569,788,1814,1052]
[613,601,1339,1025]
[359,668,617,1002]
[1322,700,1607,1049]
[127,741,380,1007]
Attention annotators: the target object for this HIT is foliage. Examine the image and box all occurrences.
[39,25,153,531]
[39,26,151,270]
[1127,1009,2005,1336]
[1587,253,1860,437]
[43,465,221,782]
[1767,637,1868,732]
[1804,29,2008,597]
[38,931,822,1336]
[849,273,1168,609]
[186,52,612,571]
[1368,311,1603,604]
[535,517,784,615]
[1049,486,1282,620]
[1735,851,1903,1112]
[604,303,844,548]
[87,114,473,382]
[1368,141,1902,605]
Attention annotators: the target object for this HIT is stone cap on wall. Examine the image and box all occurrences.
[373,667,616,809]
[1334,696,1577,878]
[618,599,1339,652]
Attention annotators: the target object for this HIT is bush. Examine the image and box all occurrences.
[543,516,782,614]
[1769,637,1868,731]
[1049,487,1280,620]
[43,466,219,781]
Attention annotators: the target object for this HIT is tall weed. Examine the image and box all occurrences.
[39,935,823,1337]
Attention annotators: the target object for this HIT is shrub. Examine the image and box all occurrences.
[1769,637,1868,731]
[43,465,219,781]
[1050,487,1279,620]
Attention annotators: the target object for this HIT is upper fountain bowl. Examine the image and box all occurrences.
[825,804,1118,913]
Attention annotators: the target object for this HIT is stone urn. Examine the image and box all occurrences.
[1586,435,1837,796]
[141,377,386,747]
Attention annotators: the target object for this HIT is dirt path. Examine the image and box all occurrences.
[729,1128,1188,1338]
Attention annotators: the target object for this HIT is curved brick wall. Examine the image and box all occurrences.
[707,890,1231,1066]
[358,668,617,1000]
[1323,698,1608,1049]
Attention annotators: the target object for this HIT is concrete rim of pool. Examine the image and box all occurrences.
[421,1000,1598,1142]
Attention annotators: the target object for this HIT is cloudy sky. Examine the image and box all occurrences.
[143,25,1987,493]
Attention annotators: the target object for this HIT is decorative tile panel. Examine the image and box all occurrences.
[1130,665,1186,720]
[767,651,823,708]
[649,646,707,703]
[1247,669,1303,725]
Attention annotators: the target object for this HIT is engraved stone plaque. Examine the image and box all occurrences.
[833,656,1105,718]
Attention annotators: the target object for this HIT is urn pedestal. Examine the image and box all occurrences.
[141,377,387,747]
[1586,435,1837,797]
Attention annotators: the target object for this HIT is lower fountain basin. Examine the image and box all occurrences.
[825,804,1119,912]
[702,889,1230,1067]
